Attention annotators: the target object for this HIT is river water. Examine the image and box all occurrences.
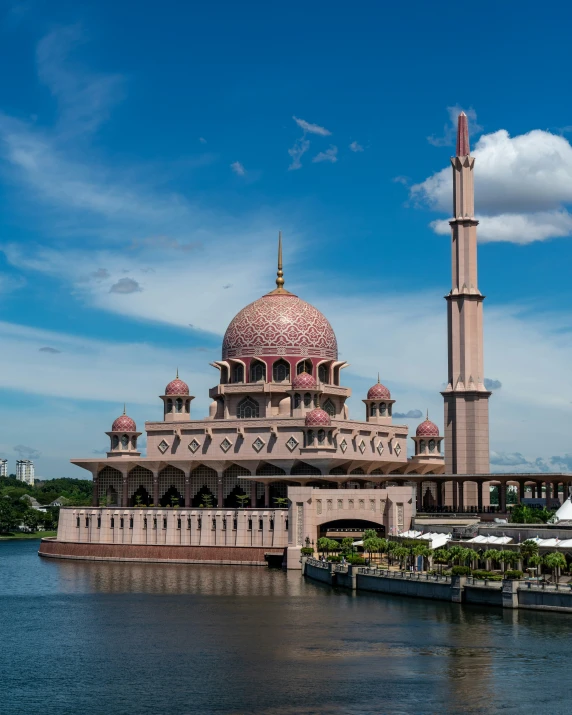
[1,541,570,715]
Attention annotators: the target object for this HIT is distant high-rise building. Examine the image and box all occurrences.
[16,460,35,485]
[0,459,7,477]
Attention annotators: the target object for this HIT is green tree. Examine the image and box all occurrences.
[433,547,450,573]
[520,539,539,566]
[200,494,214,508]
[411,543,433,572]
[236,493,250,508]
[544,552,567,583]
[0,499,19,533]
[528,553,543,574]
[21,508,40,533]
[341,537,355,556]
[499,550,519,571]
[363,529,377,540]
[483,549,502,569]
[362,537,381,563]
[273,497,288,508]
[392,545,410,570]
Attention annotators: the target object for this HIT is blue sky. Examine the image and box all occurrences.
[1,0,572,478]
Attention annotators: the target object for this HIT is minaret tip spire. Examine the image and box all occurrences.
[456,112,470,157]
[176,367,179,379]
[276,231,284,291]
[123,403,126,415]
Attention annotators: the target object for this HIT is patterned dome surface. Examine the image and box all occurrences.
[112,414,136,432]
[165,378,189,395]
[292,371,316,389]
[367,382,391,400]
[222,294,338,360]
[416,419,439,437]
[305,408,331,426]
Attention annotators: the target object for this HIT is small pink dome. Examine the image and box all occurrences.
[112,414,136,432]
[292,371,316,389]
[367,381,391,400]
[165,378,189,395]
[305,408,331,427]
[416,419,439,437]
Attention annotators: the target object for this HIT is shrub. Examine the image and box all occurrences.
[327,555,341,563]
[300,547,314,556]
[471,570,497,579]
[504,570,524,580]
[346,555,366,565]
[451,565,471,576]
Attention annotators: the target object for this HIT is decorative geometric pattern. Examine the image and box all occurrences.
[292,371,316,389]
[416,419,440,437]
[340,439,348,453]
[358,439,366,454]
[188,439,201,453]
[222,294,338,360]
[112,414,136,431]
[377,441,384,455]
[305,408,331,426]
[394,442,402,456]
[220,438,233,453]
[367,382,391,400]
[286,436,299,452]
[158,439,169,454]
[165,378,189,396]
[252,437,265,453]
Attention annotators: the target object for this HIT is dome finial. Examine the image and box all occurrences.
[426,408,429,420]
[176,367,179,379]
[377,372,380,384]
[276,231,285,291]
[123,403,126,415]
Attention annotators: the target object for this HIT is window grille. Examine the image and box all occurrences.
[323,399,335,417]
[272,359,290,382]
[237,397,259,419]
[250,361,266,382]
[318,364,327,383]
[232,364,244,383]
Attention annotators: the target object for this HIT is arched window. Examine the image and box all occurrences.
[303,393,312,407]
[131,437,137,449]
[428,439,436,453]
[318,429,326,444]
[323,398,335,417]
[237,397,259,419]
[112,435,119,448]
[220,366,229,384]
[297,359,312,375]
[419,440,426,453]
[232,364,244,383]
[167,399,173,413]
[186,400,191,413]
[175,398,183,413]
[370,403,377,417]
[306,430,314,446]
[272,359,290,383]
[318,364,328,383]
[380,402,387,416]
[250,360,266,382]
[294,393,301,408]
[121,434,129,448]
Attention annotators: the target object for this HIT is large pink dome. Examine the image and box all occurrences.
[112,414,136,432]
[222,293,337,360]
[416,419,439,437]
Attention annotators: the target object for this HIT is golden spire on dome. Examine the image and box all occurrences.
[266,231,293,295]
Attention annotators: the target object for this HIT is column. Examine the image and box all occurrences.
[458,482,464,511]
[436,481,443,509]
[519,481,525,502]
[184,473,191,508]
[264,484,270,508]
[535,482,542,499]
[553,481,561,504]
[416,482,422,511]
[545,481,552,502]
[499,482,507,513]
[153,473,159,507]
[92,471,99,507]
[477,482,483,513]
[452,480,458,511]
[250,480,257,507]
[122,475,129,508]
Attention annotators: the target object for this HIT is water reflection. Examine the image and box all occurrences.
[2,541,572,715]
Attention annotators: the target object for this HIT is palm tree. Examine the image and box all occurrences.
[377,538,389,567]
[393,545,410,570]
[520,539,539,567]
[528,553,543,576]
[411,543,433,572]
[317,536,330,557]
[544,552,567,583]
[236,493,250,508]
[483,548,502,571]
[499,550,519,572]
[273,497,289,509]
[362,536,379,564]
[433,548,450,574]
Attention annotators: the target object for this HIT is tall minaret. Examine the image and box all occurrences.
[441,112,491,474]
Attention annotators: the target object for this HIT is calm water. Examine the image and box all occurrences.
[1,542,570,715]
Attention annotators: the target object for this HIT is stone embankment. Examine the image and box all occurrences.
[303,558,572,612]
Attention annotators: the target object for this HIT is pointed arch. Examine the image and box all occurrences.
[237,396,259,419]
[296,359,312,375]
[272,358,290,383]
[250,359,266,382]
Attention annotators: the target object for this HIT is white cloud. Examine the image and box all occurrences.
[199,137,207,144]
[292,116,331,136]
[312,145,338,164]
[288,138,310,171]
[412,128,572,243]
[349,141,364,152]
[230,161,246,176]
[427,106,482,148]
[288,116,332,170]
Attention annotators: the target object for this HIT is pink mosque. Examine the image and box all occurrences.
[40,113,571,566]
